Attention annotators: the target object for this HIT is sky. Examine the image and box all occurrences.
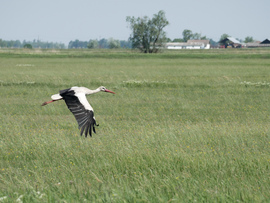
[1,0,269,45]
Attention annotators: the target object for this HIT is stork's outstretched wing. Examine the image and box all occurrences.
[60,88,98,137]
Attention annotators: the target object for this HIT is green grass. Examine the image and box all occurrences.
[0,49,270,202]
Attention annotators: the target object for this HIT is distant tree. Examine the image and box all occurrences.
[172,38,184,42]
[87,38,131,49]
[120,40,132,48]
[23,44,32,49]
[192,32,207,40]
[200,36,207,40]
[68,40,88,48]
[108,38,120,49]
[219,34,230,42]
[98,38,108,48]
[236,38,243,43]
[182,29,193,42]
[14,40,21,48]
[126,10,169,53]
[209,39,219,47]
[87,39,99,49]
[192,32,201,40]
[0,39,7,47]
[8,40,15,47]
[244,36,254,43]
[0,39,64,48]
[2,41,7,47]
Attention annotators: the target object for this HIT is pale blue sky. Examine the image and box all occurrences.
[1,0,269,45]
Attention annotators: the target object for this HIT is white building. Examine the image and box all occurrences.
[166,40,210,49]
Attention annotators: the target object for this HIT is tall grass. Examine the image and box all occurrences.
[0,49,270,202]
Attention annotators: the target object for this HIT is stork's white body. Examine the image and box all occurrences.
[51,87,95,111]
[42,86,115,137]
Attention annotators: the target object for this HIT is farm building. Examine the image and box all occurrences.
[187,40,210,48]
[244,39,270,48]
[166,40,210,49]
[219,37,242,48]
[260,38,270,44]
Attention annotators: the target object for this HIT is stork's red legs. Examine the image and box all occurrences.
[41,100,55,106]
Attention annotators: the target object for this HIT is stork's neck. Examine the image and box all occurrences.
[85,87,101,95]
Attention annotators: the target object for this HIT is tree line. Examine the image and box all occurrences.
[0,34,252,50]
[0,39,65,49]
[0,38,132,49]
[68,38,131,49]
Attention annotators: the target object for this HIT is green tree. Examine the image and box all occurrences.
[219,33,230,42]
[98,38,108,48]
[14,40,21,48]
[126,10,169,53]
[87,39,99,49]
[172,38,184,42]
[192,32,207,40]
[68,40,88,48]
[120,40,132,48]
[23,44,32,49]
[244,36,254,43]
[192,32,200,40]
[182,29,193,42]
[108,38,120,49]
[0,39,7,47]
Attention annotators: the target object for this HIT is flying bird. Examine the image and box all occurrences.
[42,86,115,137]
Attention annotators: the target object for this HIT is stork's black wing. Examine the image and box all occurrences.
[60,88,98,137]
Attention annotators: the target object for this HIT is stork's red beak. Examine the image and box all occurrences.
[105,89,116,94]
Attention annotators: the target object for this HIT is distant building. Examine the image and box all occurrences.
[260,39,270,44]
[219,37,242,48]
[244,39,270,48]
[244,42,261,48]
[165,40,210,49]
[187,40,210,48]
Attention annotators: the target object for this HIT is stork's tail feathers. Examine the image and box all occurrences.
[51,93,62,100]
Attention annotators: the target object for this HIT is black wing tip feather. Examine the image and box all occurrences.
[80,122,98,138]
[79,111,98,138]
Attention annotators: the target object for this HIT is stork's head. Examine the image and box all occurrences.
[99,86,116,94]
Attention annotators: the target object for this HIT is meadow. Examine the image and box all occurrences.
[0,48,270,202]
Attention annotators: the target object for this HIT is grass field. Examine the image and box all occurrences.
[0,49,270,202]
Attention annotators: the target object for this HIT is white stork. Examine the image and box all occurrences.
[42,86,115,137]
